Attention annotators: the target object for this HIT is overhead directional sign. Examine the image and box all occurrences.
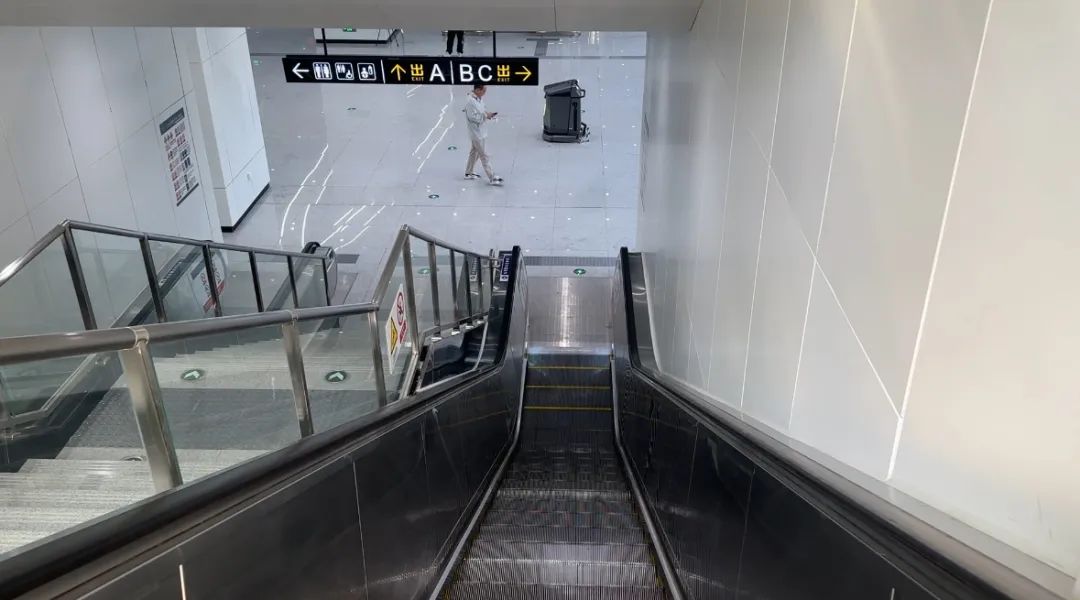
[283,55,539,86]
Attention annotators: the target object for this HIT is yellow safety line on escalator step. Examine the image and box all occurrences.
[526,385,611,390]
[524,405,613,412]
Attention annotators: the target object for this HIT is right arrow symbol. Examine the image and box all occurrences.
[292,63,310,79]
[515,66,532,81]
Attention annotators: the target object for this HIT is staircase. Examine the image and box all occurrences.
[0,448,264,555]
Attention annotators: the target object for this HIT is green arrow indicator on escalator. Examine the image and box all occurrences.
[181,369,205,382]
[325,370,349,383]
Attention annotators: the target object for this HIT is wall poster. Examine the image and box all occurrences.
[160,107,200,206]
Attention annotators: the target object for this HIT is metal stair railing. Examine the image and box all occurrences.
[0,225,497,499]
[0,220,337,428]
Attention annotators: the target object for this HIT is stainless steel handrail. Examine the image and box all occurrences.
[0,225,492,369]
[0,304,378,366]
[0,221,327,289]
[0,223,501,497]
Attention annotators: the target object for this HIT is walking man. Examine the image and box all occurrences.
[464,84,503,185]
[446,30,464,55]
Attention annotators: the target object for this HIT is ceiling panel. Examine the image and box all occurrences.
[0,0,684,31]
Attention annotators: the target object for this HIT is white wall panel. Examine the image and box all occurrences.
[704,127,767,407]
[742,173,813,429]
[731,0,789,159]
[42,27,118,172]
[81,147,138,230]
[0,28,77,206]
[639,0,1079,588]
[0,128,28,233]
[890,0,1080,579]
[770,0,855,243]
[716,0,747,85]
[28,178,87,236]
[121,121,178,236]
[94,27,154,143]
[816,0,989,402]
[790,269,897,479]
[135,27,184,118]
[0,25,224,271]
[0,216,36,267]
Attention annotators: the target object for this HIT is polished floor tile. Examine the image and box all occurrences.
[231,30,644,301]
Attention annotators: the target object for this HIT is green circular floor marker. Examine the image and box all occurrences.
[325,370,349,383]
[573,268,587,276]
[428,193,440,200]
[448,145,458,151]
[418,267,431,275]
[180,369,205,382]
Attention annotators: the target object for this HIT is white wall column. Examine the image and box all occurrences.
[174,28,270,231]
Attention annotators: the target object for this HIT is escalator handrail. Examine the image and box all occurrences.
[615,248,1056,600]
[0,247,524,598]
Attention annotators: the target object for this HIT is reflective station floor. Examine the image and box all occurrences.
[227,29,645,301]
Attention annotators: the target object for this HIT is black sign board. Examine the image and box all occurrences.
[283,55,538,86]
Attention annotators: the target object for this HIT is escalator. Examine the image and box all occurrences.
[0,228,1053,600]
[447,351,670,599]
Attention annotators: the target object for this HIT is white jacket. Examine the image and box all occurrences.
[464,92,488,141]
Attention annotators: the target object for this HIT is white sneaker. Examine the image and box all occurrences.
[489,176,504,186]
[464,173,481,180]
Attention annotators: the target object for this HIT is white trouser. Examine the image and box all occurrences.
[466,138,494,179]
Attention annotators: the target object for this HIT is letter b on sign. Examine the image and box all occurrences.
[458,64,474,82]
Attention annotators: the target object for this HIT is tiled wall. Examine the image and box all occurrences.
[0,27,223,268]
[638,0,1079,590]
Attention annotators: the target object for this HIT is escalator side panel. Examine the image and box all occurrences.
[613,254,946,600]
[354,419,433,600]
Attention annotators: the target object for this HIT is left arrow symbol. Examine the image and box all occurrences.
[292,63,310,79]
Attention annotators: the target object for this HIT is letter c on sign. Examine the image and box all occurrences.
[478,64,493,82]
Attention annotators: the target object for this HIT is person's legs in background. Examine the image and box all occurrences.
[447,31,464,55]
[474,139,500,183]
[466,139,497,182]
[465,143,481,178]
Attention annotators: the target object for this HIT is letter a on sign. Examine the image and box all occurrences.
[384,284,409,373]
[430,64,446,83]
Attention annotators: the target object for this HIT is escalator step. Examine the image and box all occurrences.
[482,509,641,530]
[465,540,654,565]
[527,353,610,368]
[489,491,636,515]
[475,524,648,546]
[447,581,667,599]
[456,558,658,587]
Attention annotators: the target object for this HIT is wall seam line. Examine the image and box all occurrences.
[886,0,996,481]
[816,264,899,418]
[705,0,750,394]
[38,28,87,216]
[739,0,792,411]
[789,0,860,432]
[89,28,142,231]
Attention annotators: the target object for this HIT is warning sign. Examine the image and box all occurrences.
[384,284,409,373]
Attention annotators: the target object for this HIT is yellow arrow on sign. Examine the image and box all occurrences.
[389,63,406,81]
[515,66,532,81]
